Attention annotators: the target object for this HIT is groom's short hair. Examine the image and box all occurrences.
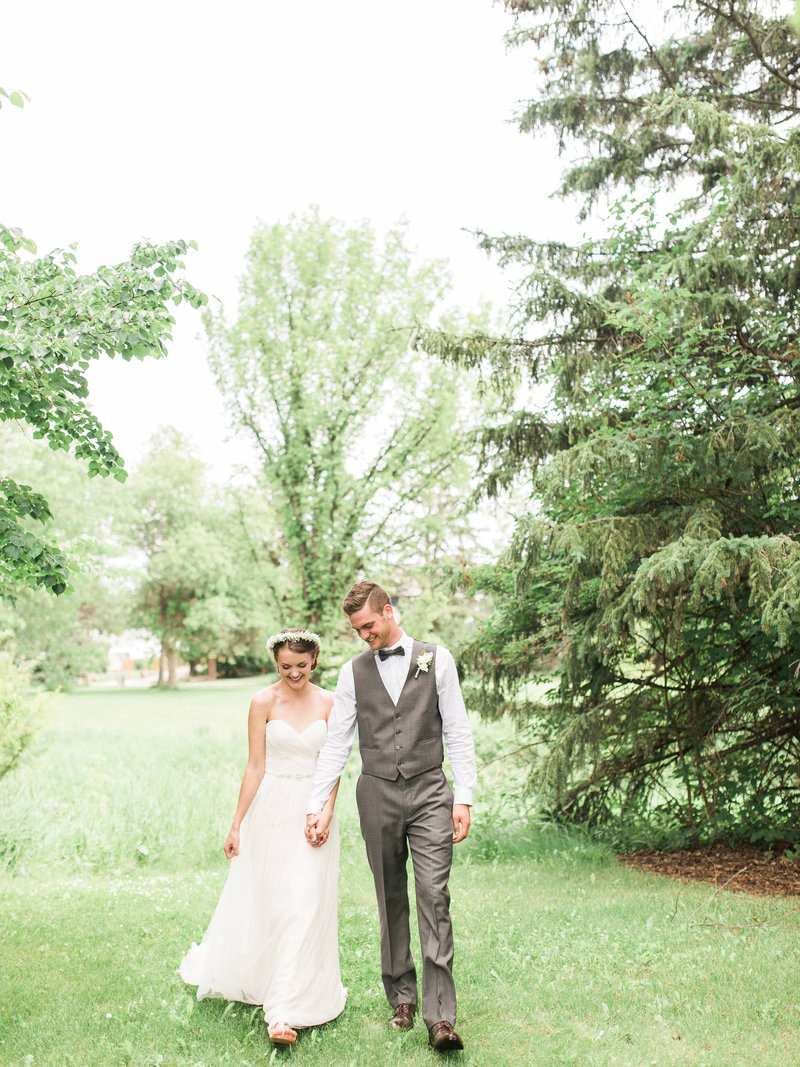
[343,581,390,617]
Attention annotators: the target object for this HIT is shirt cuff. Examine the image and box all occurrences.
[453,787,473,806]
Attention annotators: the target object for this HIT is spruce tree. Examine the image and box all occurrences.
[433,0,800,843]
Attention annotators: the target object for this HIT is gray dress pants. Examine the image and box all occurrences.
[356,766,456,1029]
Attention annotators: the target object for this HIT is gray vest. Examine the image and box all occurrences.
[352,640,444,780]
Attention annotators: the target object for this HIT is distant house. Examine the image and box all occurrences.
[107,630,160,681]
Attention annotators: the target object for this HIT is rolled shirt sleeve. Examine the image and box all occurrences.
[435,646,477,806]
[307,660,357,814]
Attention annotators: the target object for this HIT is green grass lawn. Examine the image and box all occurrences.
[1,682,798,1066]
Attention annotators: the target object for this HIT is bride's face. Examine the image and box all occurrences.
[275,647,315,688]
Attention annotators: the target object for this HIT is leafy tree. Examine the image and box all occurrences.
[0,85,207,597]
[207,209,480,630]
[0,424,127,688]
[435,0,800,843]
[0,644,51,781]
[126,430,274,687]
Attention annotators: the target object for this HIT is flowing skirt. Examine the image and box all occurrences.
[179,761,346,1027]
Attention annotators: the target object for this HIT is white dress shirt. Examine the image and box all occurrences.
[308,630,477,813]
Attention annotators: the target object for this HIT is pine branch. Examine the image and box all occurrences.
[695,0,800,97]
[618,1,677,89]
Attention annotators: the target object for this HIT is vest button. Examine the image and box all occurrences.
[395,745,400,750]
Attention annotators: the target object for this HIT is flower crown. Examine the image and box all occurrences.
[265,629,322,654]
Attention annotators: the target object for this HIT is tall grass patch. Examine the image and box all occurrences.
[0,684,263,874]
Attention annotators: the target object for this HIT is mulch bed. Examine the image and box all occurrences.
[619,842,800,897]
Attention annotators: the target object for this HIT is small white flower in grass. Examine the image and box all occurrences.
[414,650,433,678]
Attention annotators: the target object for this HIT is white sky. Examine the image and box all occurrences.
[2,0,576,478]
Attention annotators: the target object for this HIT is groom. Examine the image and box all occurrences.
[305,581,476,1052]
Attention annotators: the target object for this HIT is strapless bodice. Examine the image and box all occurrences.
[263,718,327,780]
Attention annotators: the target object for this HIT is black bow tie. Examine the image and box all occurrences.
[378,646,405,661]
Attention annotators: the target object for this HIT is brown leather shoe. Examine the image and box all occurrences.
[389,1003,415,1030]
[428,1021,464,1051]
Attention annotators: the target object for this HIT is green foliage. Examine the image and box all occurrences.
[0,89,206,597]
[0,586,112,690]
[0,423,129,688]
[0,646,50,781]
[0,87,27,109]
[438,0,800,842]
[503,0,798,208]
[125,430,277,685]
[0,239,206,462]
[0,476,67,595]
[207,209,481,630]
[0,238,207,597]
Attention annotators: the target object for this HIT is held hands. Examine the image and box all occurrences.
[306,804,469,845]
[223,828,240,859]
[305,810,331,848]
[452,804,471,844]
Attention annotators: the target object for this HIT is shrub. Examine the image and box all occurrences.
[0,646,50,780]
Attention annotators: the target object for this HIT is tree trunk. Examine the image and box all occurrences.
[166,643,178,689]
[208,655,217,681]
[158,591,169,687]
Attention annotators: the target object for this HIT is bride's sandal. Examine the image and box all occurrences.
[268,1021,297,1047]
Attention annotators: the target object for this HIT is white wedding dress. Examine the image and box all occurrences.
[179,718,347,1028]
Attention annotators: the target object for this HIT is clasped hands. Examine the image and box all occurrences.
[304,803,471,847]
[305,810,331,848]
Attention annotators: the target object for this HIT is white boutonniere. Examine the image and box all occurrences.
[415,650,433,678]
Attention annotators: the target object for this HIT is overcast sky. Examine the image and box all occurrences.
[3,0,576,477]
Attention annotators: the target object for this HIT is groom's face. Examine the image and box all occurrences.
[349,603,397,650]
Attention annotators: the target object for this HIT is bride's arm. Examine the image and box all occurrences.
[223,690,271,858]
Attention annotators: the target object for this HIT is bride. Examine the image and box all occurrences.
[179,628,347,1046]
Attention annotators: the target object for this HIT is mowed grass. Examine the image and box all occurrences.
[0,683,798,1067]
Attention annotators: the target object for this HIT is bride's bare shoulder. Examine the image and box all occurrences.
[312,684,334,716]
[249,684,278,717]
